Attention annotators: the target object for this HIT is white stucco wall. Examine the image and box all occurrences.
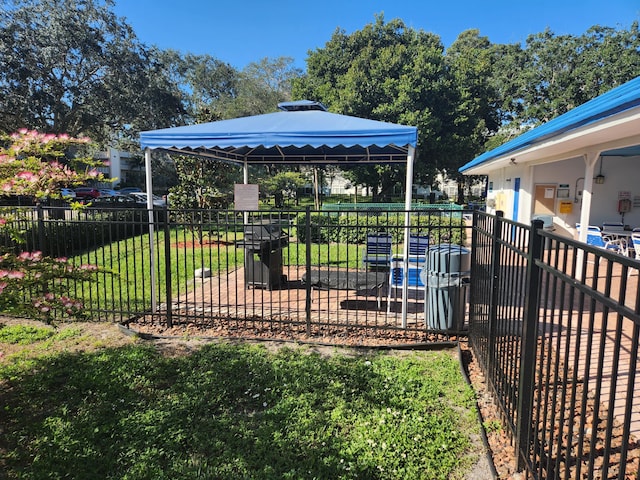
[485,154,640,232]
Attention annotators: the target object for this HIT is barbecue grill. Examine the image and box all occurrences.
[237,222,289,289]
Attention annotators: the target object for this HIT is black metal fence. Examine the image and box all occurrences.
[1,204,472,343]
[469,210,640,479]
[5,204,640,476]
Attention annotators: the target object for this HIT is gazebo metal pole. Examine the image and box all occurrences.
[401,145,416,328]
[243,158,249,224]
[144,148,157,313]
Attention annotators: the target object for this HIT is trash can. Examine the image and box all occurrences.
[426,244,471,275]
[423,273,469,330]
[422,244,471,331]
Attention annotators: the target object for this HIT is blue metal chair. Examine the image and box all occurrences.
[408,234,430,259]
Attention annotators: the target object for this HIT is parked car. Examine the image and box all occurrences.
[61,188,76,199]
[129,192,167,207]
[89,193,167,223]
[74,187,100,199]
[90,194,143,208]
[118,187,142,194]
[98,188,118,197]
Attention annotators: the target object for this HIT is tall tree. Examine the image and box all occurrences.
[198,56,302,121]
[444,29,500,202]
[293,15,453,199]
[491,23,640,129]
[0,0,184,145]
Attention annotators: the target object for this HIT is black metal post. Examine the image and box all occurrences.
[487,211,503,377]
[36,203,45,253]
[305,206,312,334]
[163,206,172,328]
[469,209,479,335]
[515,218,544,471]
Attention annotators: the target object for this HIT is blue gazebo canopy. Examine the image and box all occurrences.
[140,101,417,165]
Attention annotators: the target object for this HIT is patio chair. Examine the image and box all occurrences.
[631,233,640,260]
[408,234,430,259]
[391,234,430,262]
[362,233,393,269]
[603,221,625,232]
[585,225,628,256]
[386,257,425,313]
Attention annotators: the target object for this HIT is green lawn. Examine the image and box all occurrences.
[0,323,482,479]
[67,228,367,317]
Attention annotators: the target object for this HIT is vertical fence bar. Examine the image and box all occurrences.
[487,211,503,378]
[305,206,312,334]
[515,218,544,471]
[163,206,172,328]
[36,203,45,253]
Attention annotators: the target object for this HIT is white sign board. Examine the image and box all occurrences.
[618,190,631,200]
[234,184,259,211]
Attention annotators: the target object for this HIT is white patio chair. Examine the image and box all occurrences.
[585,226,628,256]
[386,257,425,313]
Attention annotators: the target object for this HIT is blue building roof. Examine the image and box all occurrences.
[459,76,640,173]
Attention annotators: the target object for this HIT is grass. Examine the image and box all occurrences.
[0,322,482,479]
[66,227,367,317]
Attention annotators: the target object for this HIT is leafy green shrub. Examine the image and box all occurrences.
[22,217,148,257]
[296,211,466,245]
[295,212,339,242]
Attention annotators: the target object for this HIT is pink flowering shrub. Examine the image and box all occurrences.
[0,129,104,201]
[0,251,99,323]
[0,131,107,324]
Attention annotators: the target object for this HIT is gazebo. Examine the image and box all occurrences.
[139,100,419,325]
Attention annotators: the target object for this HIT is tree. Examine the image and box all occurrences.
[0,129,105,200]
[293,15,454,199]
[196,56,303,121]
[443,30,500,203]
[490,23,640,129]
[168,156,240,211]
[0,0,185,145]
[262,171,307,208]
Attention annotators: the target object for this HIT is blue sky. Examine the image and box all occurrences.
[113,0,640,70]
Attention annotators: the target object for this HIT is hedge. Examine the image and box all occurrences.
[295,211,466,245]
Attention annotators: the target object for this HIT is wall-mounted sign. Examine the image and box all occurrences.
[557,184,570,199]
[619,191,631,200]
[559,201,573,214]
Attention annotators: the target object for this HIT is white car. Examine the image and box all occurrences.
[129,192,167,207]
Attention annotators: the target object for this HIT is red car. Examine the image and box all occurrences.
[74,187,101,199]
